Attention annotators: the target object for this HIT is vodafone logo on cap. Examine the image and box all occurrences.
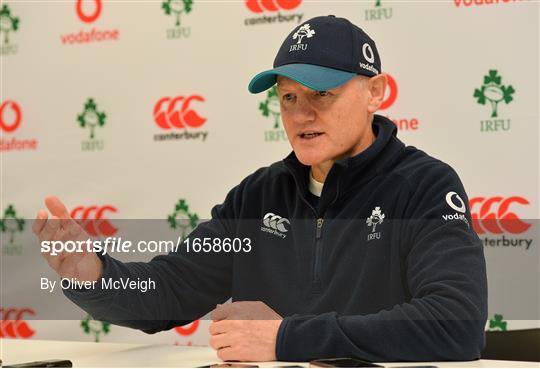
[70,205,118,237]
[76,0,102,23]
[246,0,302,13]
[0,100,22,133]
[0,307,36,339]
[470,196,531,235]
[153,95,207,129]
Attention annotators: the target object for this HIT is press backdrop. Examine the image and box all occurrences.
[1,0,538,346]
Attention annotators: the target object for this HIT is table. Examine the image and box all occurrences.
[1,339,537,368]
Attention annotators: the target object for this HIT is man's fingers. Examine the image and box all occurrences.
[32,210,48,235]
[45,195,71,219]
[216,346,237,362]
[209,332,230,350]
[209,320,234,335]
[39,216,61,242]
[211,303,235,321]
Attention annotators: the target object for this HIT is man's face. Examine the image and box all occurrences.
[276,75,374,167]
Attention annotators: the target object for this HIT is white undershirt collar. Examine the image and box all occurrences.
[308,170,324,197]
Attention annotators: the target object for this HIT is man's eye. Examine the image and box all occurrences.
[283,94,295,102]
[317,91,329,97]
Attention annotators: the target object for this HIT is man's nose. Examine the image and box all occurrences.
[291,98,316,124]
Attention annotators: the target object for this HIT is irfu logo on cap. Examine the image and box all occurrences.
[290,23,315,52]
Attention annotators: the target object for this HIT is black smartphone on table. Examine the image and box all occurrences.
[310,358,383,367]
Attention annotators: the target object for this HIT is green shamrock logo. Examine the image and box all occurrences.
[259,86,281,129]
[0,5,19,45]
[162,0,193,26]
[474,70,515,118]
[0,205,25,245]
[488,314,508,331]
[167,199,199,241]
[81,315,111,342]
[77,98,107,139]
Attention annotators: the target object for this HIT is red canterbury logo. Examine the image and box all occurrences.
[175,320,199,336]
[380,74,398,110]
[0,100,22,133]
[76,0,102,23]
[0,308,36,339]
[153,95,207,130]
[70,205,118,237]
[470,196,531,234]
[246,0,302,13]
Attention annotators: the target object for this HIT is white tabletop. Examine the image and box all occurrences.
[0,339,537,368]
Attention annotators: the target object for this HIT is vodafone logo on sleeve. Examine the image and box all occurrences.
[470,196,533,250]
[244,0,304,26]
[378,74,420,131]
[442,191,470,228]
[153,95,209,142]
[0,308,36,339]
[70,205,118,237]
[0,100,38,152]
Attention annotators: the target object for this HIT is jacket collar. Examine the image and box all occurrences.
[283,114,404,214]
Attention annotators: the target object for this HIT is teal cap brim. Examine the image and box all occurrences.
[248,64,357,94]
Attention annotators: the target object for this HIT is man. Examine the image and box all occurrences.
[33,16,487,363]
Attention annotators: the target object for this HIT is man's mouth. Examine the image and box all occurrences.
[300,132,323,139]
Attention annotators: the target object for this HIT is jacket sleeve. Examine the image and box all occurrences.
[276,162,488,362]
[63,183,245,334]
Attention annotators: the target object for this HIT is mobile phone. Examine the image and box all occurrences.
[310,358,383,368]
[198,364,259,368]
[3,359,73,368]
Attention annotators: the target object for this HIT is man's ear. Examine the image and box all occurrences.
[367,74,388,113]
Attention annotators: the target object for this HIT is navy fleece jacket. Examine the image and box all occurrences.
[64,114,488,362]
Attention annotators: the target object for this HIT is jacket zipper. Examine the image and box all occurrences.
[283,166,328,291]
[313,217,325,290]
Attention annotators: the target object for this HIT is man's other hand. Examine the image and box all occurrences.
[32,195,103,282]
[209,301,283,362]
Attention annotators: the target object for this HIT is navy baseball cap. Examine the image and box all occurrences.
[248,15,382,94]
